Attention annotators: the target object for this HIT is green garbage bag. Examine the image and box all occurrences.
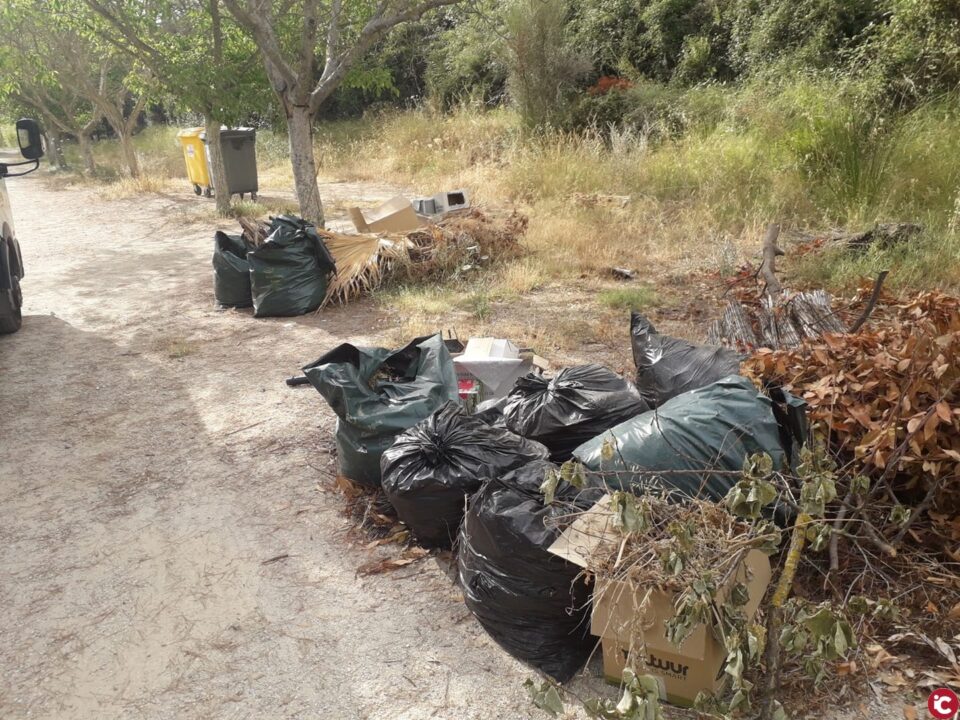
[303,334,460,488]
[573,375,785,501]
[212,231,253,307]
[248,215,336,318]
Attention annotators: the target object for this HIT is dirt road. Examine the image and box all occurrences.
[0,177,603,719]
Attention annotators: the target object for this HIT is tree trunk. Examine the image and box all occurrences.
[41,131,56,169]
[52,133,68,170]
[78,131,96,175]
[116,129,140,178]
[286,105,324,227]
[204,118,232,216]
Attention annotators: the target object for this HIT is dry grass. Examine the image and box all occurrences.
[96,173,179,199]
[47,91,960,358]
[153,337,197,359]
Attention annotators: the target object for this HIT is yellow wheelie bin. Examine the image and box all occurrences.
[177,127,212,196]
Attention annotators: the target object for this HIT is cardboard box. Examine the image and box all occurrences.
[548,496,771,707]
[451,338,548,409]
[348,196,426,234]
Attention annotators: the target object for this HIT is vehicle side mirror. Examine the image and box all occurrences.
[16,118,44,160]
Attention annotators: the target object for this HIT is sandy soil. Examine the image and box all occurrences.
[0,177,912,720]
[0,176,612,720]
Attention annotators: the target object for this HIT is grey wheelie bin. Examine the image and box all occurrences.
[217,128,258,200]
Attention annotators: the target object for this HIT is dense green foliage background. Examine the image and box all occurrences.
[348,0,959,127]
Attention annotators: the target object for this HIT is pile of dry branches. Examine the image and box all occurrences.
[321,208,527,305]
[569,492,777,594]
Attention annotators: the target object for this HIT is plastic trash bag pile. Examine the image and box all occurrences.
[298,313,807,682]
[212,215,336,317]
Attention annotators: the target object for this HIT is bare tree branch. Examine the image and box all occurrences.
[84,0,165,65]
[847,270,890,333]
[222,0,297,93]
[210,0,224,65]
[310,0,462,112]
[124,92,149,135]
[760,223,784,297]
[296,0,321,104]
[323,0,343,80]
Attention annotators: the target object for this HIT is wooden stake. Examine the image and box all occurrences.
[760,223,784,297]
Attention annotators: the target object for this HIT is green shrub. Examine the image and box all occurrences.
[425,6,508,111]
[502,0,590,128]
[641,0,725,81]
[850,0,960,106]
[728,0,880,75]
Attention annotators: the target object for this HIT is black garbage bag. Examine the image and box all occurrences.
[381,402,549,547]
[473,396,508,428]
[768,385,809,467]
[630,312,741,407]
[502,364,649,461]
[212,231,254,307]
[303,334,459,488]
[574,375,785,501]
[458,460,600,681]
[248,215,336,318]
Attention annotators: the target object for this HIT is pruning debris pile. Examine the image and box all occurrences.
[743,289,960,557]
[321,208,527,305]
[573,491,780,591]
[295,240,960,718]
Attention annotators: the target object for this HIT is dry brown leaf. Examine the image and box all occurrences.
[741,289,960,548]
[838,660,858,676]
[903,705,918,720]
[878,670,908,688]
[335,474,365,499]
[356,557,416,576]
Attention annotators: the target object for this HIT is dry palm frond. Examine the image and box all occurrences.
[311,207,526,307]
[320,230,412,306]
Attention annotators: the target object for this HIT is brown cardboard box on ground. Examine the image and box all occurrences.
[348,196,426,233]
[547,496,772,707]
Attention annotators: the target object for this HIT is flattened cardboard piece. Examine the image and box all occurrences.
[547,495,772,706]
[546,494,615,567]
[349,196,426,234]
[526,353,550,372]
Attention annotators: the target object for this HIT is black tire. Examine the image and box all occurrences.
[204,187,213,198]
[193,184,202,195]
[250,192,257,201]
[0,276,23,334]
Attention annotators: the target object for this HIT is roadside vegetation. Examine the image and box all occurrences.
[30,79,960,348]
[3,0,958,325]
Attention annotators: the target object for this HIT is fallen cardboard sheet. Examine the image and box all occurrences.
[349,196,426,234]
[548,495,771,707]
